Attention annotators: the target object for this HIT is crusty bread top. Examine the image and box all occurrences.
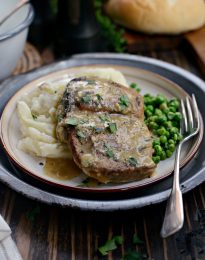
[105,0,205,34]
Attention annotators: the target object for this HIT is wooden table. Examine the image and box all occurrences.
[1,47,205,260]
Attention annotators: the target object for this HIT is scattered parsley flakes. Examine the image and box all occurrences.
[66,117,78,126]
[77,131,86,139]
[79,119,89,124]
[93,126,104,134]
[96,93,103,101]
[130,82,141,93]
[119,95,129,109]
[98,235,123,256]
[81,94,92,104]
[128,157,138,167]
[99,114,110,122]
[108,122,117,134]
[86,79,96,85]
[104,144,114,159]
[133,234,144,245]
[32,113,38,120]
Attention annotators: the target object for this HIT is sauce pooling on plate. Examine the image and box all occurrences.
[44,158,81,180]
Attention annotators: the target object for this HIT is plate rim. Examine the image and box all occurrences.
[0,65,203,193]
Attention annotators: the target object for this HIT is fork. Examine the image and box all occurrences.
[161,94,200,238]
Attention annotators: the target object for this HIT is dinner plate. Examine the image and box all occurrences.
[0,53,205,210]
[0,65,203,193]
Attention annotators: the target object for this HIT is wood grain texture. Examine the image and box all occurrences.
[1,48,205,260]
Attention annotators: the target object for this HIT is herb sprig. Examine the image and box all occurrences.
[94,0,127,52]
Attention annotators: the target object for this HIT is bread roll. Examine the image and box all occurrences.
[104,0,205,34]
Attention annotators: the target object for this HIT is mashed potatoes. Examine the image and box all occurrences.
[17,68,128,158]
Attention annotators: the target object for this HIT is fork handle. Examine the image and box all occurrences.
[160,144,184,238]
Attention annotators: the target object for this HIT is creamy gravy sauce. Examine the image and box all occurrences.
[44,158,81,180]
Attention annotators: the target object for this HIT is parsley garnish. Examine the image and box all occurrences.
[81,94,92,104]
[99,114,110,122]
[96,93,103,101]
[93,126,104,134]
[133,234,144,244]
[98,236,123,256]
[104,144,114,159]
[32,113,38,120]
[66,117,78,126]
[86,79,96,85]
[128,157,138,167]
[77,131,86,139]
[119,95,129,109]
[108,122,117,134]
[130,82,141,92]
[94,0,127,52]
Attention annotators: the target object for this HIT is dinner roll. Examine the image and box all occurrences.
[104,0,205,34]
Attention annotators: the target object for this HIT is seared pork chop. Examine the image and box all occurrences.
[56,77,156,183]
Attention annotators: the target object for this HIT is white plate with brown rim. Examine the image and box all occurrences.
[0,64,203,193]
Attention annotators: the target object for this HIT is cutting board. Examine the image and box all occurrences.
[124,25,205,77]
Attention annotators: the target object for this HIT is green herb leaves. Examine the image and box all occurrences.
[108,122,117,134]
[66,117,78,126]
[119,95,129,110]
[98,235,123,256]
[104,144,114,159]
[98,234,145,258]
[77,131,86,139]
[99,114,110,122]
[96,93,103,101]
[130,82,141,93]
[81,94,92,104]
[128,157,138,167]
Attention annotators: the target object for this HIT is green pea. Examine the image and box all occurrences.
[168,143,175,152]
[159,102,168,110]
[177,133,183,141]
[152,129,158,135]
[167,112,175,120]
[174,112,182,122]
[160,135,167,144]
[169,106,177,113]
[147,115,158,122]
[153,139,160,147]
[173,133,178,141]
[155,108,163,116]
[163,121,172,128]
[146,105,154,112]
[166,150,173,158]
[169,127,179,135]
[164,131,170,138]
[168,139,175,145]
[156,94,166,104]
[169,99,180,108]
[145,110,153,117]
[152,156,161,164]
[172,121,179,127]
[160,151,167,160]
[157,127,166,136]
[154,145,163,155]
[156,114,167,124]
[148,122,158,130]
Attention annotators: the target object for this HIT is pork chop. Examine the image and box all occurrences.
[56,76,156,183]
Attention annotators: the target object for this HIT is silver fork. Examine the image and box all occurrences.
[161,94,200,238]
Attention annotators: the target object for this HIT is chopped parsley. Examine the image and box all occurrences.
[86,79,96,85]
[66,117,78,126]
[129,82,141,92]
[96,93,103,101]
[76,131,86,139]
[81,94,92,104]
[104,144,114,159]
[32,113,38,120]
[79,119,89,124]
[108,122,117,134]
[93,126,104,134]
[128,157,138,167]
[98,236,123,256]
[99,114,110,122]
[119,95,129,109]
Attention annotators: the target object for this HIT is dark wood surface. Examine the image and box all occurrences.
[1,47,205,260]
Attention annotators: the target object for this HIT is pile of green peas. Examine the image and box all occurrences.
[144,94,183,164]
